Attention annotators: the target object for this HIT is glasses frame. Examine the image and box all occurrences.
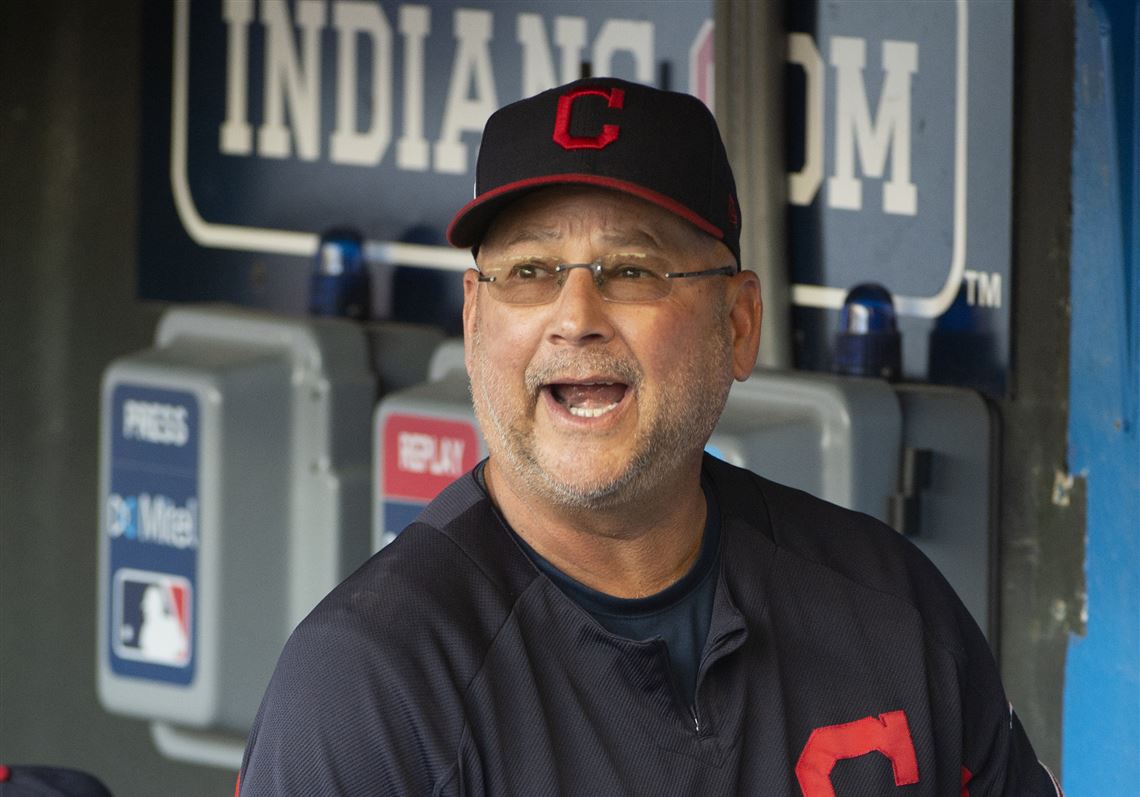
[476,259,739,305]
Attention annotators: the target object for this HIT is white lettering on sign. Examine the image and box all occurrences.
[214,6,924,220]
[217,1,656,172]
[396,4,431,171]
[106,493,200,550]
[434,8,498,174]
[398,431,466,477]
[330,0,393,165]
[591,18,654,84]
[123,400,190,446]
[787,33,919,216]
[138,495,200,549]
[787,32,824,207]
[964,269,1002,308]
[219,0,254,154]
[517,13,587,98]
[258,0,326,161]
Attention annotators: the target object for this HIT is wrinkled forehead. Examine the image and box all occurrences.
[477,186,721,261]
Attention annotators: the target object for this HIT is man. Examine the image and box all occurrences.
[239,78,1059,795]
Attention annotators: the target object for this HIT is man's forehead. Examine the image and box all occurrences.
[493,226,665,251]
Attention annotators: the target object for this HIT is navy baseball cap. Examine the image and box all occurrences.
[447,78,742,265]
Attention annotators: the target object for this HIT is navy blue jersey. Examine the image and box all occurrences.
[502,464,721,706]
[239,456,1058,795]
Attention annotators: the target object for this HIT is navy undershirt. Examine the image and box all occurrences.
[474,462,720,705]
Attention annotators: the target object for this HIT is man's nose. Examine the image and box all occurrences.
[545,266,615,345]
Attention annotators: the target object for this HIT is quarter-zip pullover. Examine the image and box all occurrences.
[239,456,1058,796]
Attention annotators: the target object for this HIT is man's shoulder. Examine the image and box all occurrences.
[706,456,972,648]
[296,471,537,658]
[239,473,535,794]
[706,453,909,561]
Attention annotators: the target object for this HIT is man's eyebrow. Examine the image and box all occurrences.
[598,229,664,250]
[498,229,561,248]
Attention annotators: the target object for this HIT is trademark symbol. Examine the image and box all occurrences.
[964,269,1002,308]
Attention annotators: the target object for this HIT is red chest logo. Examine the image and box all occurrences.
[795,710,920,796]
[552,87,626,150]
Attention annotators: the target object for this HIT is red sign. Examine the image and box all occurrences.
[382,413,480,502]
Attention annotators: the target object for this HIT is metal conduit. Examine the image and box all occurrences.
[715,0,793,369]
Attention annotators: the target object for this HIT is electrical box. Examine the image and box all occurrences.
[709,370,902,522]
[373,342,484,550]
[98,306,375,764]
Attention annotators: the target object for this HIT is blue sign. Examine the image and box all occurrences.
[106,384,200,685]
[138,0,714,309]
[785,0,1012,393]
[138,0,1012,395]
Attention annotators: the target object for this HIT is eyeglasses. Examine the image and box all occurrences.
[476,254,738,305]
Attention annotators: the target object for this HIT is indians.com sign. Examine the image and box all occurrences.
[210,0,918,215]
[170,1,1002,324]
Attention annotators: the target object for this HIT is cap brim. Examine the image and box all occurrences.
[446,173,725,250]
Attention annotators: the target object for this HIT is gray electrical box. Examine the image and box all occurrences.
[709,370,902,522]
[98,306,375,764]
[892,384,998,637]
[373,342,485,550]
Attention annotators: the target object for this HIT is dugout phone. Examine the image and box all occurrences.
[96,305,436,767]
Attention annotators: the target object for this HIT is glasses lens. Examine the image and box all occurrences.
[483,257,562,305]
[597,254,672,303]
[480,254,676,304]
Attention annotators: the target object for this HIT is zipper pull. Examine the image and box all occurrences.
[690,705,702,734]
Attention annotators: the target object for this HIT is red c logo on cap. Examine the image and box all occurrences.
[553,87,625,150]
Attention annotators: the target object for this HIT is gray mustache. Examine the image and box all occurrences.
[524,352,642,395]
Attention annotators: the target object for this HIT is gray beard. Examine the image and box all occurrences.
[468,312,733,511]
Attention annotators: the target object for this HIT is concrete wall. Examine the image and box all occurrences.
[995,0,1079,776]
[0,1,236,793]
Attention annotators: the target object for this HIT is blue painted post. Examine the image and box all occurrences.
[1063,0,1140,793]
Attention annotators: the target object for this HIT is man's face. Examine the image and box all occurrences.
[463,187,760,510]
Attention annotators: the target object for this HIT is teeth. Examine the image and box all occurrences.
[568,402,619,418]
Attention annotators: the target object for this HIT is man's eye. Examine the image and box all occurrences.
[509,263,554,280]
[613,265,653,280]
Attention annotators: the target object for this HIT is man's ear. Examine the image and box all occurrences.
[726,269,763,381]
[462,269,481,374]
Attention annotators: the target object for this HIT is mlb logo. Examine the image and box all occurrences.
[113,569,192,667]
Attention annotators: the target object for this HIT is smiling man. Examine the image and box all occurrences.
[239,78,1058,795]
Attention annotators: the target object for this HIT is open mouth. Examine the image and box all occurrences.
[546,381,629,419]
